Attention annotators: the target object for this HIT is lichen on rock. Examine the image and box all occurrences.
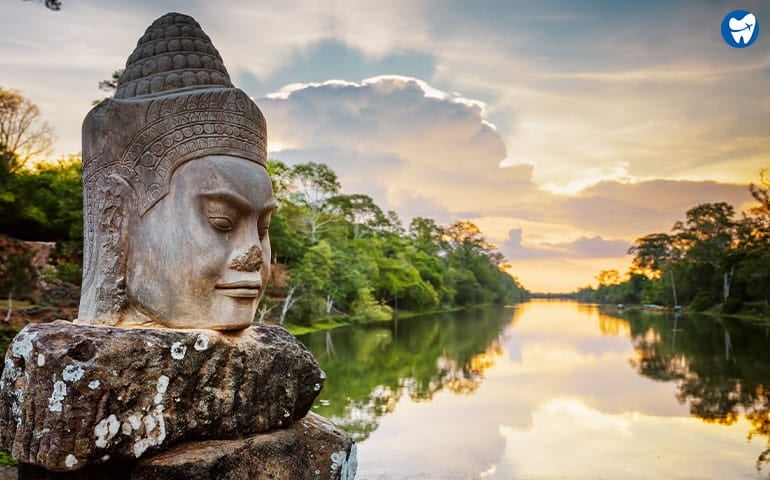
[0,321,324,472]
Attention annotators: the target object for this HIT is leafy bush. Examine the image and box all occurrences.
[0,156,83,241]
[55,262,82,285]
[690,291,717,312]
[288,295,328,326]
[0,247,38,300]
[721,297,743,314]
[350,287,392,323]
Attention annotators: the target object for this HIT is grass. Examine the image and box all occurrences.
[0,449,17,466]
[692,306,770,324]
[0,299,32,309]
[283,304,495,335]
[599,302,770,325]
[392,305,465,320]
[283,318,351,336]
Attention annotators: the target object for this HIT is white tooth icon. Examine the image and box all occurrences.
[729,13,756,44]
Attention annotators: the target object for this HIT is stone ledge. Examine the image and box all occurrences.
[1,321,324,471]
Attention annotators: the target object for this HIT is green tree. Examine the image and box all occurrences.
[287,241,334,325]
[629,233,681,306]
[409,217,444,255]
[0,243,38,300]
[349,287,392,322]
[673,202,737,304]
[93,69,124,105]
[374,250,439,311]
[327,194,385,239]
[629,233,678,276]
[444,220,493,268]
[0,155,83,241]
[267,159,292,201]
[286,162,341,243]
[406,249,449,303]
[326,241,376,313]
[381,210,405,237]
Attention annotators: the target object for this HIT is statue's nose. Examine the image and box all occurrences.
[229,245,263,272]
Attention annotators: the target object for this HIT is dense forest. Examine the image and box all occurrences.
[261,160,528,325]
[0,88,527,327]
[575,178,770,316]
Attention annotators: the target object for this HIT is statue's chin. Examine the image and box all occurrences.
[117,303,256,331]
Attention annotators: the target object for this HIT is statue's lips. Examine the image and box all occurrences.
[215,281,261,299]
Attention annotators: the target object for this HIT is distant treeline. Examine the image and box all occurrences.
[575,174,770,315]
[0,149,528,324]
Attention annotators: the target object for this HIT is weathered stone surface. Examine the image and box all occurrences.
[79,13,270,330]
[132,412,356,480]
[17,413,356,480]
[0,321,324,471]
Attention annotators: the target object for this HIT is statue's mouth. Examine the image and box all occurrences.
[215,281,261,299]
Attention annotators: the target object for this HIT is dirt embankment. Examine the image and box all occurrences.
[0,234,79,330]
[0,305,78,330]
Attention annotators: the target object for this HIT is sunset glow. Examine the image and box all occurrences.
[2,1,767,292]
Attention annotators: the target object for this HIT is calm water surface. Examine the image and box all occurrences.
[298,299,770,480]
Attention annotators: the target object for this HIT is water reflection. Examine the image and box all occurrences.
[299,300,770,479]
[298,307,514,442]
[623,309,770,471]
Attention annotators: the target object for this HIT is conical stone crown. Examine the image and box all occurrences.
[115,12,233,99]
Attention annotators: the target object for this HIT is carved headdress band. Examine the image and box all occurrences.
[82,13,266,216]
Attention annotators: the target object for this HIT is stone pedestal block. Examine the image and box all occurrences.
[0,322,325,471]
[18,413,357,480]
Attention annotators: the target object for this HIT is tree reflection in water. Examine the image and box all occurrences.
[621,309,770,473]
[297,307,516,441]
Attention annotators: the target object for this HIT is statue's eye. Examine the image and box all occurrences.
[209,216,233,232]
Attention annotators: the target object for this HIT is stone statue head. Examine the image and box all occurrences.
[78,13,274,330]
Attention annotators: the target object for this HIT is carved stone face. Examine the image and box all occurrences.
[124,155,275,330]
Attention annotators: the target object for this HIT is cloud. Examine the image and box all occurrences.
[235,40,437,97]
[260,75,533,216]
[5,1,768,194]
[195,0,434,76]
[555,180,755,238]
[483,179,755,240]
[3,0,767,292]
[567,236,631,258]
[502,229,630,261]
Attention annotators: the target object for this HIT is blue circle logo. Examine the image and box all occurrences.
[721,10,759,48]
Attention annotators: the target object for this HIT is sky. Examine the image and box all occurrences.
[1,0,768,292]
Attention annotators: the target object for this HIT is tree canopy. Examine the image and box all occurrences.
[0,87,54,172]
[577,175,770,315]
[266,159,528,325]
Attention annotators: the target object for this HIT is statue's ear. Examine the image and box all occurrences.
[78,174,136,325]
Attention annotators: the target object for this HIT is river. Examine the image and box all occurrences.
[298,299,770,479]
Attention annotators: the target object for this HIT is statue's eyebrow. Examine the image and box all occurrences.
[198,190,276,213]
